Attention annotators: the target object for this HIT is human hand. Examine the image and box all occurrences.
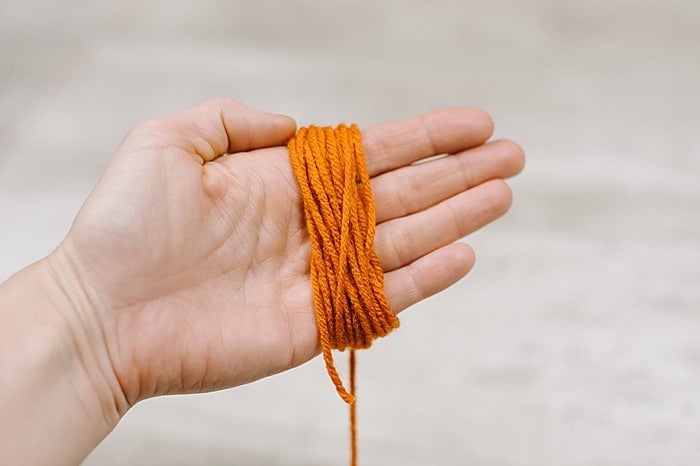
[55,97,523,407]
[1,98,523,464]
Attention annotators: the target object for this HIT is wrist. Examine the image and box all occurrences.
[0,247,128,464]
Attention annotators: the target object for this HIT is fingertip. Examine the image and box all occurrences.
[491,139,526,176]
[422,106,495,149]
[213,99,297,152]
[272,113,298,141]
[463,107,495,141]
[451,242,476,276]
[488,179,514,216]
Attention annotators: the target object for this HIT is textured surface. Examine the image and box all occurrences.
[1,1,699,465]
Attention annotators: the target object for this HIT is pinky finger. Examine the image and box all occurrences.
[384,242,475,313]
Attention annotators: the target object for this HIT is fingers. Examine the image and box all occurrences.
[124,97,297,162]
[372,139,525,223]
[362,107,494,177]
[374,179,512,272]
[384,242,475,313]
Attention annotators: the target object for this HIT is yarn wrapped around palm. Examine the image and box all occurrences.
[288,124,400,403]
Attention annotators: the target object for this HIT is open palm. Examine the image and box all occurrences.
[57,98,523,408]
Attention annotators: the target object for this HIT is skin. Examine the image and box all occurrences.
[0,98,524,465]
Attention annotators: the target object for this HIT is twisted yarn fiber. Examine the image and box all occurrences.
[287,124,400,465]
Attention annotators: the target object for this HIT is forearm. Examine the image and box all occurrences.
[0,253,125,465]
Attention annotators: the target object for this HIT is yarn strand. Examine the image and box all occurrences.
[288,124,400,466]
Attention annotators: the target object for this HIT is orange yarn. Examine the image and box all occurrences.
[287,124,400,466]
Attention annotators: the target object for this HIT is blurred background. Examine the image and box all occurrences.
[1,0,699,464]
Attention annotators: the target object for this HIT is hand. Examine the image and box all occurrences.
[0,97,523,464]
[57,97,523,405]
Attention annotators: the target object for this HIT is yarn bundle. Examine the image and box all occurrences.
[287,124,400,465]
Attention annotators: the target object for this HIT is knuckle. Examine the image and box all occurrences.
[123,118,168,143]
[457,154,476,188]
[202,96,246,116]
[207,96,236,108]
[408,265,427,301]
[365,129,387,158]
[391,223,414,269]
[398,175,419,214]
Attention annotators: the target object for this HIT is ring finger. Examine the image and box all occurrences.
[373,179,513,272]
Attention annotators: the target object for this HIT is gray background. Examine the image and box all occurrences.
[1,0,699,465]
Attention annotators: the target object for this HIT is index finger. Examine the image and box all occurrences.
[362,107,495,177]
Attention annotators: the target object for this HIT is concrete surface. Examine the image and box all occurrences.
[1,0,699,465]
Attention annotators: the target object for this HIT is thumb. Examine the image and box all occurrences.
[121,97,297,162]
